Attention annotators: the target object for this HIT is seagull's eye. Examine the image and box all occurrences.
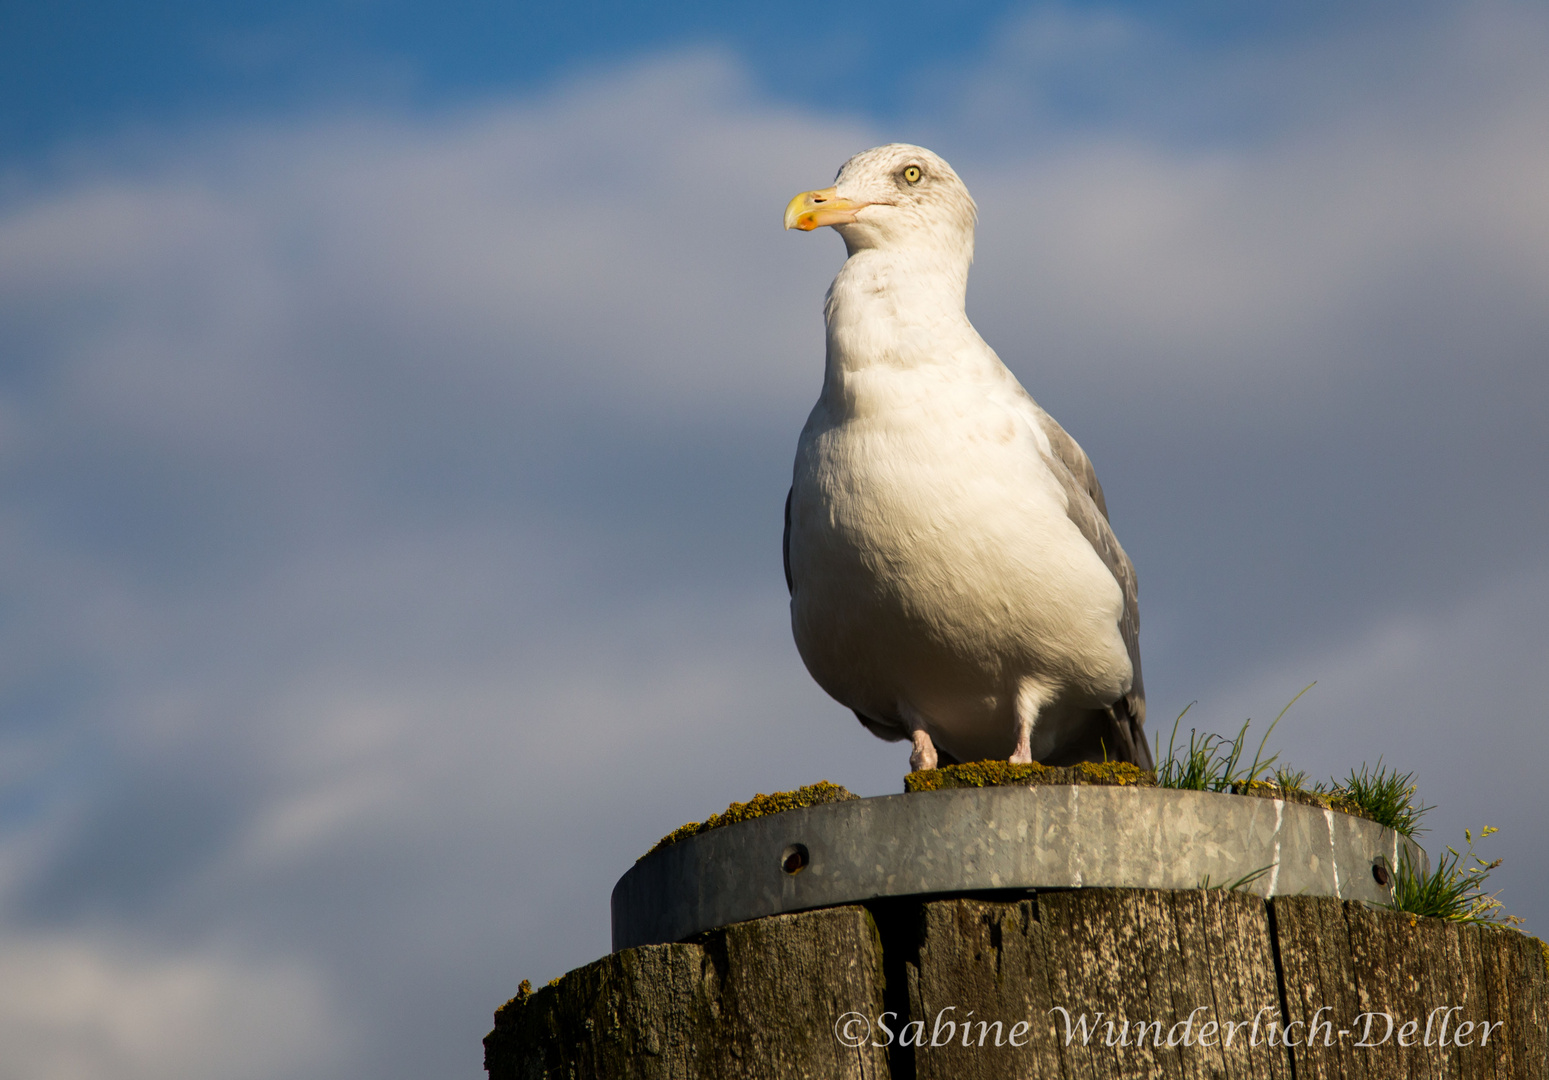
[902,165,923,184]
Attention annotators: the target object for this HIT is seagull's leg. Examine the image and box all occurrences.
[898,703,938,772]
[909,729,939,772]
[1009,681,1048,765]
[1010,725,1033,764]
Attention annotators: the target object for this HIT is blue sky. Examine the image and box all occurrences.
[1,0,1416,158]
[5,0,1011,157]
[2,2,1547,1078]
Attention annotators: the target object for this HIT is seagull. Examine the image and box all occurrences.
[781,144,1152,773]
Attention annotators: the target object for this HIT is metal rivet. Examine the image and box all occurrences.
[781,843,809,875]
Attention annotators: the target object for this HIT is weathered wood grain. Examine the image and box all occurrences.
[703,905,891,1079]
[1167,888,1293,1080]
[489,892,1549,1080]
[1273,894,1373,1079]
[484,906,890,1080]
[1275,897,1549,1080]
[1042,889,1179,1080]
[908,897,1063,1080]
[1477,917,1549,1080]
[1036,889,1294,1080]
[484,942,719,1080]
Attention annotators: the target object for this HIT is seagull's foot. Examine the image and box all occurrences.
[1009,727,1033,765]
[909,730,939,772]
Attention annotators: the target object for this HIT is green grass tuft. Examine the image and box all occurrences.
[1154,689,1432,842]
[1154,685,1311,792]
[1270,765,1322,794]
[1198,863,1276,893]
[1390,825,1521,927]
[1331,760,1431,839]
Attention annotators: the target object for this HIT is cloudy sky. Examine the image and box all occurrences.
[3,2,1547,1076]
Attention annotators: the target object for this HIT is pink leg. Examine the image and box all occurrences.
[1009,681,1044,764]
[909,729,939,772]
[1009,726,1033,764]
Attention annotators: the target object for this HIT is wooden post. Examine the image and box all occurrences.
[486,890,1549,1079]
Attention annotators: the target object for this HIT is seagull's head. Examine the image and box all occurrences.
[784,144,976,259]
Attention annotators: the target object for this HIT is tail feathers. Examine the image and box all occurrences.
[1105,696,1153,770]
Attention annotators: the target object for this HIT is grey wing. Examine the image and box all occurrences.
[1028,402,1152,768]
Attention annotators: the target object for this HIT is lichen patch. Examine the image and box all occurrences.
[904,759,1154,792]
[644,781,859,857]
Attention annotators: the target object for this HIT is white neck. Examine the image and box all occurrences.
[821,244,983,393]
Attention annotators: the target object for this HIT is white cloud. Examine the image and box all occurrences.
[0,934,343,1080]
[960,17,1549,403]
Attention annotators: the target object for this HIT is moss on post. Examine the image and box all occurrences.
[903,759,1153,792]
[645,780,859,856]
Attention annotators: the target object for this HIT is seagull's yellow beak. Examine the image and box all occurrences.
[784,187,865,231]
